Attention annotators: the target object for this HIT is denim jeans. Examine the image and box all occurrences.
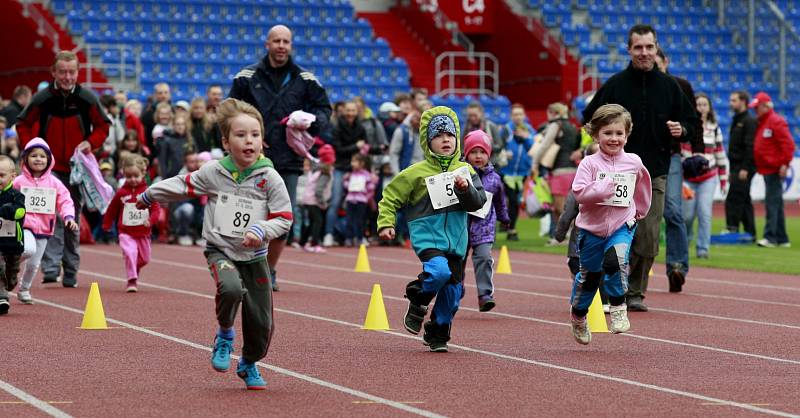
[664,154,689,275]
[763,174,789,244]
[324,169,346,236]
[683,177,718,256]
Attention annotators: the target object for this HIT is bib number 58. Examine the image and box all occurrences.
[615,184,628,198]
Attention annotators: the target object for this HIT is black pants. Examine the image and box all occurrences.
[724,167,756,237]
[504,181,521,229]
[301,205,324,246]
[346,202,368,241]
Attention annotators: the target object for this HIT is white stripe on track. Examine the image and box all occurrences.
[41,271,800,418]
[0,379,73,418]
[26,296,446,418]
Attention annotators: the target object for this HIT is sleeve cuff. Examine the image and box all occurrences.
[247,225,265,241]
[139,192,151,205]
[64,215,75,222]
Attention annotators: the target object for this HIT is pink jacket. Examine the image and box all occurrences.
[13,138,76,237]
[572,150,652,238]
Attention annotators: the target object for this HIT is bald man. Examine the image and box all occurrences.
[230,24,331,291]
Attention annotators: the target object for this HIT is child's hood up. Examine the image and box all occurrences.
[419,106,461,165]
[20,137,55,179]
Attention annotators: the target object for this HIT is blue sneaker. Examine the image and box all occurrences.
[236,361,267,390]
[211,337,233,372]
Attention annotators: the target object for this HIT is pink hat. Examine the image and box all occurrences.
[464,130,492,157]
[317,144,335,165]
[748,91,772,108]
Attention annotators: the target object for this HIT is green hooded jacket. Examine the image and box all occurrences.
[377,106,486,258]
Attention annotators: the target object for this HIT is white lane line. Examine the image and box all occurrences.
[26,296,445,418]
[81,248,800,330]
[68,271,800,417]
[80,270,800,367]
[0,379,73,418]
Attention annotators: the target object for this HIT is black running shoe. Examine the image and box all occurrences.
[403,299,427,334]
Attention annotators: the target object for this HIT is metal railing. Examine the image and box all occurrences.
[18,0,61,53]
[80,43,142,93]
[435,51,499,96]
[577,55,618,97]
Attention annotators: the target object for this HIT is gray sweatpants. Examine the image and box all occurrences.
[40,171,81,284]
[467,243,494,298]
[205,248,274,363]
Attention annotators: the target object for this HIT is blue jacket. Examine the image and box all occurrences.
[500,121,534,177]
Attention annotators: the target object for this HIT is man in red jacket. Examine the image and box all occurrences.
[16,50,111,287]
[749,92,795,248]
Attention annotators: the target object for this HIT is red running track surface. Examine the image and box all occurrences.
[1,243,799,417]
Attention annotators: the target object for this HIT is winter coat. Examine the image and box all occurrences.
[753,109,795,175]
[468,164,510,246]
[331,117,367,172]
[103,181,160,237]
[0,182,26,255]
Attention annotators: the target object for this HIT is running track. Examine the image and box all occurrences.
[2,243,799,417]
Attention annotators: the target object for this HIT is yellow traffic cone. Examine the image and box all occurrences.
[354,244,371,273]
[587,290,608,333]
[496,245,512,274]
[649,267,654,276]
[80,282,108,330]
[362,284,390,330]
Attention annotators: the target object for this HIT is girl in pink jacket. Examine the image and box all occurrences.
[13,138,77,304]
[569,105,651,345]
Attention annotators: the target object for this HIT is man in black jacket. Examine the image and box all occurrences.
[229,24,331,291]
[725,91,757,238]
[582,24,699,311]
[0,85,32,127]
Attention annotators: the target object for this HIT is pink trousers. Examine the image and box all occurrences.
[118,233,151,280]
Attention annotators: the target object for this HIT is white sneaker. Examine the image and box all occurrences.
[779,242,792,248]
[571,314,591,345]
[17,290,33,305]
[195,238,207,247]
[322,234,335,247]
[602,304,610,314]
[360,238,370,247]
[757,239,776,248]
[609,304,630,334]
[178,236,193,246]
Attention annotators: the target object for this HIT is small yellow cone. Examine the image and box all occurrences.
[496,245,512,274]
[354,244,371,272]
[649,268,654,276]
[362,284,390,330]
[587,290,609,333]
[80,282,108,330]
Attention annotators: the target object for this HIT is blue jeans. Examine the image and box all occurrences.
[173,202,195,236]
[571,224,635,313]
[421,256,463,325]
[763,173,789,244]
[325,169,346,236]
[683,177,717,256]
[664,154,689,275]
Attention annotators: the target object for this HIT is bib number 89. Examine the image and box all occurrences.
[233,212,251,228]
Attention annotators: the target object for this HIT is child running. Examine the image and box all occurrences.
[0,156,26,315]
[569,104,651,345]
[102,155,160,292]
[137,98,292,389]
[378,106,486,352]
[13,139,77,304]
[462,130,509,312]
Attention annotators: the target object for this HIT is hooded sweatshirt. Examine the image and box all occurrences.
[13,138,75,237]
[572,149,652,238]
[103,180,160,237]
[377,106,486,258]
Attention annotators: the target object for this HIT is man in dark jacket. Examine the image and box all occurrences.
[16,51,111,288]
[229,24,331,290]
[0,85,32,127]
[654,48,704,293]
[725,90,757,238]
[582,24,699,311]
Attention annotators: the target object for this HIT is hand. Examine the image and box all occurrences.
[779,165,788,178]
[505,149,513,158]
[242,231,262,248]
[738,169,748,181]
[143,219,151,228]
[136,195,150,210]
[570,149,583,163]
[666,121,683,138]
[453,175,468,191]
[77,141,92,155]
[378,227,395,241]
[65,220,79,231]
[720,180,727,194]
[531,167,540,179]
[356,140,365,149]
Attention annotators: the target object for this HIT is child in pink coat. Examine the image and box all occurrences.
[13,138,77,304]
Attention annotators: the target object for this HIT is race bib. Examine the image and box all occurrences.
[425,166,472,210]
[122,203,149,227]
[21,187,56,215]
[598,172,636,207]
[0,218,15,237]
[468,191,494,219]
[348,176,366,193]
[213,193,267,238]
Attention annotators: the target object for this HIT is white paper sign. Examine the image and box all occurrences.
[597,172,636,207]
[0,218,15,237]
[213,193,267,238]
[348,175,366,193]
[468,191,494,219]
[21,187,56,215]
[122,203,149,227]
[425,166,472,210]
